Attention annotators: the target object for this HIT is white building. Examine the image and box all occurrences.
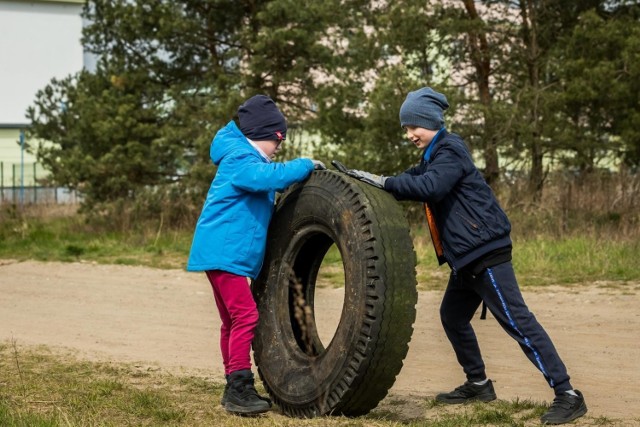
[0,0,86,191]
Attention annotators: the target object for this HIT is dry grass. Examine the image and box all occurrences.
[3,342,607,427]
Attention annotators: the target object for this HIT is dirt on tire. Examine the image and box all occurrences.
[1,259,639,425]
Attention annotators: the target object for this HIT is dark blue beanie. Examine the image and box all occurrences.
[399,87,450,130]
[238,95,287,141]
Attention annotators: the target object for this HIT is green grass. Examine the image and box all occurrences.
[2,342,613,427]
[410,226,640,290]
[317,244,346,288]
[512,235,640,286]
[1,207,638,291]
[0,208,191,269]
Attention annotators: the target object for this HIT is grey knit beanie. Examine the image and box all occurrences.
[399,87,450,130]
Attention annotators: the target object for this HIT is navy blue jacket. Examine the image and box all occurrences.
[384,130,511,271]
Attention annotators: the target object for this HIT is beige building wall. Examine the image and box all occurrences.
[0,128,40,187]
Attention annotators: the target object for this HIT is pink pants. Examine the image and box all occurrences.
[205,270,259,375]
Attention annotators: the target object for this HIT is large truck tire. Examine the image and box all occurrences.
[252,170,418,417]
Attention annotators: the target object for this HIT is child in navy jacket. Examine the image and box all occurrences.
[345,87,586,425]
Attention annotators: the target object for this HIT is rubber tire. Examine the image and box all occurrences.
[252,170,418,417]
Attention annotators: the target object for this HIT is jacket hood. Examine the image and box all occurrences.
[210,121,249,165]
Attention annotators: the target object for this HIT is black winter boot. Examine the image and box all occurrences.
[436,380,497,404]
[224,370,270,415]
[220,374,229,406]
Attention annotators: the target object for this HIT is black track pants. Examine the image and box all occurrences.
[439,261,572,394]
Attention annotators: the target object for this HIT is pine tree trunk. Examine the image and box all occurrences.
[462,0,500,186]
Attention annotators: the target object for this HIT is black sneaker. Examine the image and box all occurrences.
[541,390,587,425]
[224,369,270,415]
[436,380,497,404]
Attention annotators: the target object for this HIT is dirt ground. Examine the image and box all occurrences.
[1,259,639,425]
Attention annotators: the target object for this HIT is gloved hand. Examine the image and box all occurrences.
[331,160,387,189]
[348,169,387,189]
[311,159,326,170]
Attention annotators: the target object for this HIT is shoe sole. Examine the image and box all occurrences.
[224,402,270,415]
[224,397,271,408]
[436,393,497,404]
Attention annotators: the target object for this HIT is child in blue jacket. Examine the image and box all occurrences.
[344,87,586,425]
[187,94,324,415]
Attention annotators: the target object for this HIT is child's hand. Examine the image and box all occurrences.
[331,160,350,173]
[348,170,387,189]
[330,160,387,189]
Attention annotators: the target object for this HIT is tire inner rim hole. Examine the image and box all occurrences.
[288,233,345,357]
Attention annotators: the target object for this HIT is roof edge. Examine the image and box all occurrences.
[9,0,85,4]
[0,123,31,129]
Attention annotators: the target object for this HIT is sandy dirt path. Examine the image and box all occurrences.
[1,260,639,425]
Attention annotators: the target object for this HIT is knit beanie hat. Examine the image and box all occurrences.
[399,87,450,130]
[237,95,287,141]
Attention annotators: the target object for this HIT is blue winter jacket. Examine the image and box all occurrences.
[384,130,512,272]
[187,121,314,278]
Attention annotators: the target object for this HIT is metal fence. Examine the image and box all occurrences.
[0,161,80,205]
[0,187,81,205]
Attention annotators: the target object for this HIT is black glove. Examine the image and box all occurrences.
[331,160,351,174]
[311,159,326,170]
[348,170,387,189]
[331,160,387,189]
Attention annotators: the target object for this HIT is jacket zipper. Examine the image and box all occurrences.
[455,211,479,229]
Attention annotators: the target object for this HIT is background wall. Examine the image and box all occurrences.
[0,0,84,123]
[0,0,85,191]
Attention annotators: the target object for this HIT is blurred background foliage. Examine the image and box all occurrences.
[24,0,640,232]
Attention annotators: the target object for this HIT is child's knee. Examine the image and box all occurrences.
[440,306,454,327]
[238,307,259,328]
